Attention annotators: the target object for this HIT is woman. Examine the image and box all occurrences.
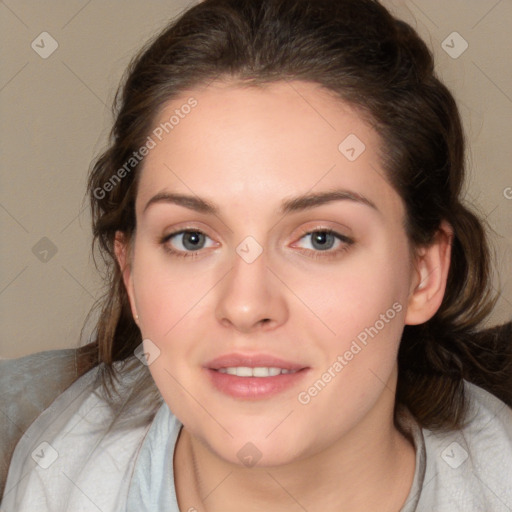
[2,0,511,510]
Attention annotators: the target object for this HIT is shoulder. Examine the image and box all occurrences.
[453,380,511,467]
[459,381,512,483]
[418,380,512,511]
[0,355,162,511]
[0,346,93,500]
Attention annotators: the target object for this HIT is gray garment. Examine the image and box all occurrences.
[398,382,512,511]
[401,382,512,512]
[1,361,511,511]
[0,348,82,499]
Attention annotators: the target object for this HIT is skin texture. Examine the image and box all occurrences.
[115,80,452,511]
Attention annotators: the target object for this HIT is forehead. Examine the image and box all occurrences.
[135,80,402,221]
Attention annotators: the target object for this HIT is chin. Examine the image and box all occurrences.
[200,426,310,469]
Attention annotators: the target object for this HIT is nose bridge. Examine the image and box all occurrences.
[215,241,288,332]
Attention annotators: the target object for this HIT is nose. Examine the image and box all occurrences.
[215,248,289,333]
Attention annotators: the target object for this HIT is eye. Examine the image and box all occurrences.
[292,228,354,259]
[159,227,353,260]
[160,229,216,258]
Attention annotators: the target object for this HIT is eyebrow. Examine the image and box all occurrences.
[143,189,379,215]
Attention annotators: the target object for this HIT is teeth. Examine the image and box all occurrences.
[237,366,253,377]
[217,366,297,377]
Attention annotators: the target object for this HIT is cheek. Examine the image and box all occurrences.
[132,245,219,338]
[295,240,411,392]
[298,245,410,343]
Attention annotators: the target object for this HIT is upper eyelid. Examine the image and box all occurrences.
[296,227,351,238]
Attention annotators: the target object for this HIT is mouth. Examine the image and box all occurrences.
[204,354,310,399]
[216,366,300,377]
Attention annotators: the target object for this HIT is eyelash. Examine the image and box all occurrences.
[159,228,354,261]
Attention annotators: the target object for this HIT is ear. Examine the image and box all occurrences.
[405,221,453,325]
[114,230,139,325]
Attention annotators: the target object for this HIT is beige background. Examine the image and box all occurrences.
[0,0,510,358]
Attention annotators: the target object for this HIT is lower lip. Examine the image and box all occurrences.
[205,368,309,400]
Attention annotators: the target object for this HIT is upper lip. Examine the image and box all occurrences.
[205,353,307,371]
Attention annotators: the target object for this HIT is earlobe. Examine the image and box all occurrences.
[405,221,453,325]
[114,231,139,324]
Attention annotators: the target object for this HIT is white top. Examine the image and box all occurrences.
[1,363,511,512]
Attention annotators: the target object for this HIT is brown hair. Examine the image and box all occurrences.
[84,0,510,431]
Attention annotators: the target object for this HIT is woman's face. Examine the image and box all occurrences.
[118,80,429,466]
